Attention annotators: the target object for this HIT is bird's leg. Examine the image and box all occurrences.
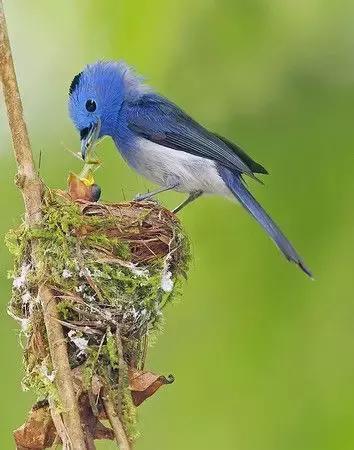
[134,184,178,202]
[172,190,203,214]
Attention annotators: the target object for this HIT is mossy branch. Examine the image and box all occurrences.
[0,2,87,449]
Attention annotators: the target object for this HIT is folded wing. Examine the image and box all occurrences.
[126,94,267,179]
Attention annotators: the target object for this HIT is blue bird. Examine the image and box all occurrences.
[68,61,312,277]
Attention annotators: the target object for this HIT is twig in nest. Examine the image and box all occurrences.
[49,398,70,450]
[102,393,131,450]
[116,324,129,415]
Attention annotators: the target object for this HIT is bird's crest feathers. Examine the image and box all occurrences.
[68,60,151,101]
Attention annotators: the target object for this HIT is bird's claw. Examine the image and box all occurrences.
[134,193,146,202]
[134,193,159,204]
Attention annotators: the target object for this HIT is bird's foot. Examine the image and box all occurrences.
[172,190,203,214]
[134,192,159,203]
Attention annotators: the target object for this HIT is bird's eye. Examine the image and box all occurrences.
[85,99,96,112]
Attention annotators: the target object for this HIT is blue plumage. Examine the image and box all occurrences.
[218,167,312,276]
[68,60,311,277]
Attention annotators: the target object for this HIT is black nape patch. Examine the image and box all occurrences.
[69,71,83,95]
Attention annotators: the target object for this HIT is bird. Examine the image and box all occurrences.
[68,60,312,277]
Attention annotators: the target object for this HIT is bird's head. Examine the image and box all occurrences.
[68,60,147,160]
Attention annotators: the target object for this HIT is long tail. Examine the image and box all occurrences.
[219,168,312,277]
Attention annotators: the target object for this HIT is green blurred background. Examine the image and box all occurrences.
[1,1,354,449]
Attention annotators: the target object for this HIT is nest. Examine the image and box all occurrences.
[7,189,189,445]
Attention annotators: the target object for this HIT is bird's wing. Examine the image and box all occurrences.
[126,95,267,178]
[213,134,268,175]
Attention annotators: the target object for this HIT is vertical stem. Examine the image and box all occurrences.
[0,2,87,449]
[0,2,41,223]
[116,326,129,417]
[103,394,132,450]
[40,287,88,450]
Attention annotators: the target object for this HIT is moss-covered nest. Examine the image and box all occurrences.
[6,190,189,438]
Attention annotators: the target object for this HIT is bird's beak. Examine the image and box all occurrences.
[80,120,101,160]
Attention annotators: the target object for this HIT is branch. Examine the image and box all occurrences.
[115,325,129,419]
[0,2,87,449]
[102,394,131,450]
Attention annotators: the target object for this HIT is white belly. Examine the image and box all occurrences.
[128,138,231,196]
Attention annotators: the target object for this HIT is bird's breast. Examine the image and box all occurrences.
[121,138,230,195]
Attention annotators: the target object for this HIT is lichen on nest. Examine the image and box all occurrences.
[6,189,189,435]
